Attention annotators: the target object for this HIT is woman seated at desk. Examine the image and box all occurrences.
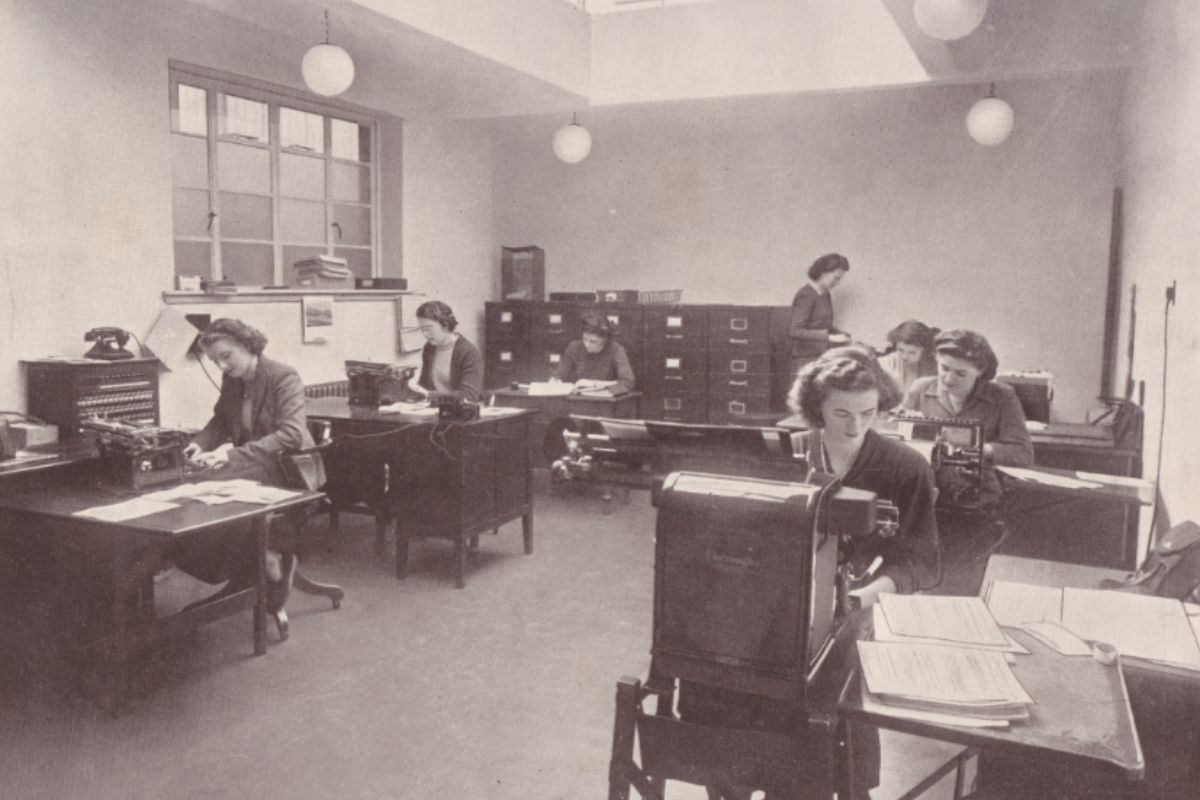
[878,319,939,397]
[177,317,315,623]
[549,311,635,392]
[409,300,483,403]
[902,329,1034,510]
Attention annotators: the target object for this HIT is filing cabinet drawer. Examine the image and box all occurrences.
[599,306,643,340]
[530,344,568,377]
[531,303,583,343]
[643,306,709,351]
[641,351,708,394]
[485,301,532,335]
[708,306,772,349]
[641,391,709,424]
[708,351,772,378]
[708,372,772,396]
[707,393,772,425]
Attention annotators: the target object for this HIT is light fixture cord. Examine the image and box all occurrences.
[324,9,331,44]
[988,82,996,99]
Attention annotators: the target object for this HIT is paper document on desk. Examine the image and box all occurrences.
[878,594,1009,647]
[1061,588,1200,670]
[857,641,1032,719]
[527,381,574,397]
[872,606,1029,654]
[858,682,1011,728]
[75,497,179,521]
[377,400,432,414]
[983,580,1064,627]
[997,466,1104,491]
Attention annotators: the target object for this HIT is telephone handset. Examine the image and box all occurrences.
[84,327,135,361]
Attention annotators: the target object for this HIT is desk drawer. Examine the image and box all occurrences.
[708,352,772,378]
[707,306,772,348]
[641,391,708,423]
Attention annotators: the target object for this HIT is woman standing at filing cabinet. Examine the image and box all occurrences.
[902,329,1034,510]
[878,319,940,397]
[177,317,315,627]
[410,300,483,403]
[788,253,852,377]
[551,311,636,392]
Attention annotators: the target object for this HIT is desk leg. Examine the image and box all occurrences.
[253,517,267,657]
[395,527,410,580]
[455,538,467,589]
[522,512,534,555]
[106,545,162,715]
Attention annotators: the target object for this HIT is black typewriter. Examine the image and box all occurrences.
[80,416,192,490]
[890,413,985,512]
[345,361,421,407]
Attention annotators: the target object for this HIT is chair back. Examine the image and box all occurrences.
[278,443,330,491]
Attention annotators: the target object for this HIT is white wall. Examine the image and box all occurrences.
[1119,0,1200,527]
[490,74,1123,420]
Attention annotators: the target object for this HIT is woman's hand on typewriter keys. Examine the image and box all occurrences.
[183,442,202,461]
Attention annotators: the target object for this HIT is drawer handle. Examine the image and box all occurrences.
[500,352,513,362]
[730,318,748,331]
[548,328,564,335]
[730,360,748,373]
[549,354,561,364]
[729,338,749,345]
[665,334,684,340]
[729,401,746,414]
[728,380,748,387]
[665,375,682,381]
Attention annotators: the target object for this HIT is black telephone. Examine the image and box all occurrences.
[436,395,480,421]
[84,327,135,360]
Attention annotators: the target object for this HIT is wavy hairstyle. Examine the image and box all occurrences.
[788,346,902,427]
[806,252,850,281]
[933,329,999,382]
[415,300,458,332]
[580,310,615,341]
[199,318,268,355]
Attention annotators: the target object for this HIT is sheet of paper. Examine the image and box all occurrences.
[1061,588,1200,670]
[857,641,1033,706]
[527,381,575,397]
[574,379,617,390]
[996,466,1104,491]
[878,594,1009,647]
[75,497,179,522]
[872,605,1029,654]
[984,580,1064,627]
[858,682,1010,729]
[377,400,431,414]
[1025,420,1048,431]
[1020,621,1093,656]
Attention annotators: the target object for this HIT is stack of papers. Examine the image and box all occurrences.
[858,641,1033,723]
[984,580,1200,672]
[141,479,301,506]
[527,381,574,397]
[378,400,434,415]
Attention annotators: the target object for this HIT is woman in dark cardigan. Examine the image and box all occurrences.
[788,252,852,377]
[411,301,483,402]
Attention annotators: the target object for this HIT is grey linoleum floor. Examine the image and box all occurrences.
[0,482,970,800]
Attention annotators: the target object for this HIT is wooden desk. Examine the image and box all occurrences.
[0,476,319,711]
[487,387,641,467]
[838,603,1145,797]
[306,398,535,588]
[979,555,1200,798]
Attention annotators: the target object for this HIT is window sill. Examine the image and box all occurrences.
[162,289,414,304]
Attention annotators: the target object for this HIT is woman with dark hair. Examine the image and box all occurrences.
[410,300,483,403]
[551,311,635,391]
[788,253,852,377]
[878,319,940,395]
[179,317,316,624]
[902,329,1034,508]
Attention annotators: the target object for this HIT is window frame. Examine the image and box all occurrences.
[169,61,380,286]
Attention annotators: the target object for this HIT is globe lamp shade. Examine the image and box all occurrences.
[966,96,1014,146]
[302,43,355,97]
[913,0,987,41]
[553,122,592,164]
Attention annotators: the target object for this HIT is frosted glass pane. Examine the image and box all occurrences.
[174,241,211,278]
[173,188,211,237]
[332,204,370,245]
[332,163,370,203]
[219,192,272,240]
[171,134,208,189]
[280,152,325,200]
[173,84,207,136]
[280,198,326,244]
[281,107,324,153]
[218,94,268,142]
[218,142,271,195]
[221,243,273,286]
[335,247,372,279]
[331,119,369,162]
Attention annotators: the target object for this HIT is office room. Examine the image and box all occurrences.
[1,0,1197,798]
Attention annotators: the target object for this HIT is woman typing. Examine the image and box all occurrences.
[409,301,483,403]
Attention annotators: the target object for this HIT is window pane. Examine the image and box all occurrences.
[280,107,324,153]
[332,163,370,203]
[221,242,273,286]
[173,84,208,136]
[218,94,268,142]
[334,247,372,279]
[279,152,325,200]
[218,141,271,195]
[171,133,208,189]
[280,198,326,244]
[219,192,273,240]
[173,188,211,237]
[332,204,370,245]
[174,241,211,279]
[283,245,327,278]
[331,119,370,162]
